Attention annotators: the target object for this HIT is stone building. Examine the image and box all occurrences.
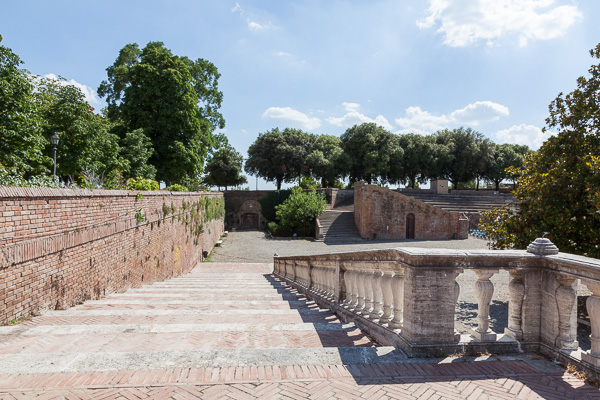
[353,182,469,240]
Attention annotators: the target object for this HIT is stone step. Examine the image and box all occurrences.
[0,347,405,374]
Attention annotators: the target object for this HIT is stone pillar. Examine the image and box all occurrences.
[370,271,383,320]
[363,270,375,317]
[380,271,393,323]
[505,270,525,341]
[471,269,499,341]
[401,268,460,344]
[583,281,600,367]
[388,271,405,329]
[555,275,578,350]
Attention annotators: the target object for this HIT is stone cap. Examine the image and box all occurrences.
[527,237,559,255]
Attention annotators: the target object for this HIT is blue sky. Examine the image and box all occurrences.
[2,0,598,189]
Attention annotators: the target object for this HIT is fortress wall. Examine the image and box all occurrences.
[0,187,224,324]
[354,182,468,240]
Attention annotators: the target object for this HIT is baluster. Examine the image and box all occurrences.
[583,281,600,367]
[472,269,498,341]
[355,270,366,313]
[370,271,383,320]
[453,277,461,341]
[350,270,360,310]
[388,271,405,329]
[505,270,525,340]
[362,270,374,316]
[380,271,393,323]
[555,275,578,350]
[343,269,353,306]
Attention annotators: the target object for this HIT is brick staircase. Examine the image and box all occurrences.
[0,263,596,399]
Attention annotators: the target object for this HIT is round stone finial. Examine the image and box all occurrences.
[527,237,559,255]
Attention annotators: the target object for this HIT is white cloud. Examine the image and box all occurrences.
[450,101,509,125]
[495,123,553,149]
[262,107,321,130]
[231,3,243,13]
[394,101,510,135]
[418,0,582,47]
[247,20,265,31]
[44,73,100,105]
[327,103,393,130]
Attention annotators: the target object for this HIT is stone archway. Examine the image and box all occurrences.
[239,200,262,230]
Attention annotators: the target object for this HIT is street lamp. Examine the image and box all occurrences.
[50,132,59,177]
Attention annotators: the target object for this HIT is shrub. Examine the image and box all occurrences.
[166,183,188,192]
[275,188,327,236]
[0,167,60,188]
[126,177,159,191]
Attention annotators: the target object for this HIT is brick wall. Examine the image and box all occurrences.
[0,187,224,324]
[354,182,468,240]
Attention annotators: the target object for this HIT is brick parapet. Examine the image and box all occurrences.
[0,187,224,324]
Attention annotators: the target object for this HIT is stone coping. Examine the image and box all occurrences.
[0,186,219,198]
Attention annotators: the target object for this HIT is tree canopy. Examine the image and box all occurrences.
[341,123,402,184]
[244,128,313,190]
[98,41,224,186]
[204,142,247,190]
[0,35,46,174]
[483,43,600,258]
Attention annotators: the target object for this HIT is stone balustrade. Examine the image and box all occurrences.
[273,239,600,377]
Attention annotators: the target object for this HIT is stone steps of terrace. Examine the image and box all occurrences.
[317,210,362,242]
[1,262,596,399]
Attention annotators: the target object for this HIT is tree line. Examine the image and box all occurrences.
[244,125,530,190]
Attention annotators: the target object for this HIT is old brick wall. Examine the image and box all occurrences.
[0,187,224,324]
[354,182,468,240]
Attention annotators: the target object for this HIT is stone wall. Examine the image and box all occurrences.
[354,182,468,240]
[223,190,271,230]
[0,187,224,325]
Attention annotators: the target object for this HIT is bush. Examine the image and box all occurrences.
[275,188,327,236]
[299,176,319,190]
[258,189,292,221]
[0,167,60,188]
[166,183,188,192]
[126,177,159,191]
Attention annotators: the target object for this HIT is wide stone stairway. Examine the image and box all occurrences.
[0,263,597,399]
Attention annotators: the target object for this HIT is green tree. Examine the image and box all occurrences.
[484,143,529,191]
[0,35,46,173]
[245,128,313,190]
[483,43,600,258]
[340,123,402,184]
[306,134,349,187]
[35,77,124,183]
[204,145,247,190]
[98,41,224,185]
[429,127,489,189]
[396,133,433,188]
[275,188,327,236]
[118,128,156,179]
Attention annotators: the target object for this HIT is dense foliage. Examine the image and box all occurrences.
[482,43,600,258]
[98,41,224,186]
[274,188,327,236]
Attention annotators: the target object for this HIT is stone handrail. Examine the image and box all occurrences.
[273,240,600,376]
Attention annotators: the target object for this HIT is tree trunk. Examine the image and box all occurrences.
[476,177,480,191]
[495,180,500,191]
[276,177,282,190]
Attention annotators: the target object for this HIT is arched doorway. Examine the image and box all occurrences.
[238,200,262,229]
[406,213,415,239]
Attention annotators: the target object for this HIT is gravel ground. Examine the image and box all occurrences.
[210,230,589,348]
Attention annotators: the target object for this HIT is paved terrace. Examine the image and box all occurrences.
[1,235,599,398]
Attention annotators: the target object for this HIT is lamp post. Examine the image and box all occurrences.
[50,132,59,177]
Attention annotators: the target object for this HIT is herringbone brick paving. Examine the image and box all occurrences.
[1,262,599,399]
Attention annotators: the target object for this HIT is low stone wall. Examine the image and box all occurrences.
[354,182,468,240]
[0,187,224,325]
